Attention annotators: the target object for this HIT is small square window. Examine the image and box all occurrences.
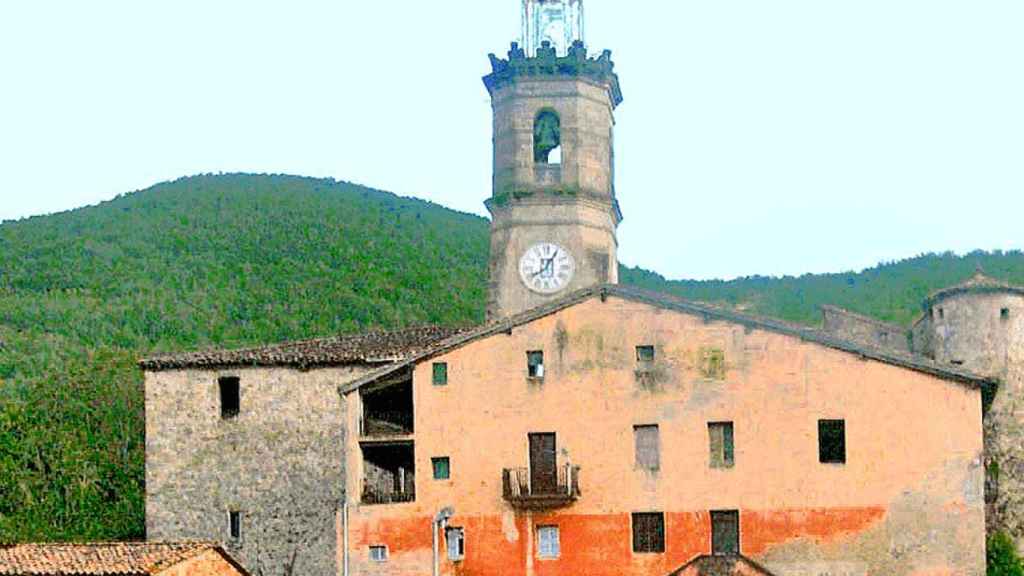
[219,377,240,419]
[432,457,450,480]
[818,419,846,464]
[527,351,545,379]
[229,510,241,540]
[1002,308,1011,321]
[538,526,560,558]
[369,545,388,562]
[700,348,726,380]
[433,362,448,386]
[632,512,665,554]
[636,345,655,362]
[708,422,735,469]
[446,527,465,561]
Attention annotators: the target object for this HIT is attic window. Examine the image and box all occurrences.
[1002,308,1011,321]
[528,351,545,379]
[219,377,240,419]
[636,346,655,363]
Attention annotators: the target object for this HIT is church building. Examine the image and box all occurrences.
[141,2,1000,575]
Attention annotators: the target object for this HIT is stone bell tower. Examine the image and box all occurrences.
[483,0,623,320]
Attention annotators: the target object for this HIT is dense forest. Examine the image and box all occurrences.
[2,173,1023,541]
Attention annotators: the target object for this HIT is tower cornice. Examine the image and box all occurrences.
[483,41,623,109]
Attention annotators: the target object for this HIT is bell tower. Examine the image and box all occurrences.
[483,0,623,320]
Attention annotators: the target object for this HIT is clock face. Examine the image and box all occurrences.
[519,242,575,294]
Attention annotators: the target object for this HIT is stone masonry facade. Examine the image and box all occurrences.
[145,365,372,576]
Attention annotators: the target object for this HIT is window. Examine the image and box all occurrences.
[939,308,945,320]
[711,510,740,555]
[634,425,660,471]
[432,457,450,480]
[433,362,448,386]
[1002,308,1011,321]
[818,420,846,464]
[219,377,240,419]
[533,110,561,164]
[699,348,726,380]
[878,331,889,344]
[631,512,665,554]
[538,526,560,559]
[229,511,241,540]
[527,351,545,379]
[369,546,388,562]
[446,527,465,561]
[636,345,655,362]
[708,422,735,469]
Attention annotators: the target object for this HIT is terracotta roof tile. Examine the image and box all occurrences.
[139,325,472,371]
[0,542,239,575]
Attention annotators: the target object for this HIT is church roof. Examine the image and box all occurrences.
[924,270,1024,306]
[339,284,995,395]
[139,325,471,371]
[0,542,248,575]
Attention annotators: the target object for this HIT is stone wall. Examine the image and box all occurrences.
[146,365,372,576]
[820,305,910,353]
[913,290,1024,546]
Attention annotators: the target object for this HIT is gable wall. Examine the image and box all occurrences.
[345,296,984,576]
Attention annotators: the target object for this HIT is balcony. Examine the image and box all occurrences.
[502,464,580,510]
[360,410,413,438]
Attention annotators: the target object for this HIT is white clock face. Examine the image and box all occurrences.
[519,242,575,294]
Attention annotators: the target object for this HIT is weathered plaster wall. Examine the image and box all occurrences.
[914,291,1024,545]
[344,296,985,576]
[820,305,910,353]
[146,365,370,576]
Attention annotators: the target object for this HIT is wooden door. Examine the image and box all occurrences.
[529,433,557,494]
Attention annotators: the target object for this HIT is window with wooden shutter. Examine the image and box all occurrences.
[634,425,660,471]
[708,422,734,468]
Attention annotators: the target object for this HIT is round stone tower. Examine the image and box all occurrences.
[913,271,1024,544]
[482,1,623,320]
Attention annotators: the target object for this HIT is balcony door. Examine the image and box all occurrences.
[529,433,557,494]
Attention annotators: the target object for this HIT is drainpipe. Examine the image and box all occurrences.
[342,496,350,576]
[432,507,455,576]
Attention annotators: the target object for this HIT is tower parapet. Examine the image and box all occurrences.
[484,41,623,108]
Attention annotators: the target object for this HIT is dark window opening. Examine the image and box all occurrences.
[361,442,415,504]
[446,527,465,561]
[632,512,665,554]
[818,419,846,464]
[939,308,945,320]
[360,379,413,436]
[711,510,740,555]
[219,377,240,419]
[1002,308,1011,321]
[951,360,965,366]
[709,422,735,469]
[229,510,241,540]
[533,110,561,164]
[433,362,448,386]
[432,457,450,480]
[634,425,660,471]
[527,351,545,379]
[878,331,889,344]
[636,345,655,363]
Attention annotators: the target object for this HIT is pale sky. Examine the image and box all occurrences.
[1,1,1022,280]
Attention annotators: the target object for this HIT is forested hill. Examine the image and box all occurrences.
[1,172,1023,542]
